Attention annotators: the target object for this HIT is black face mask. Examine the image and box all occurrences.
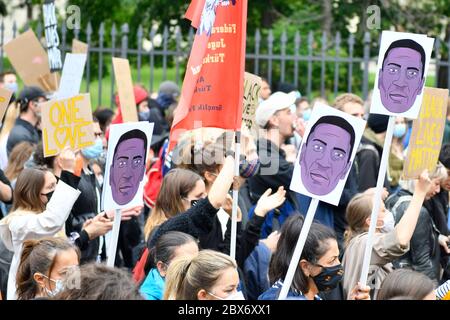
[311,264,344,292]
[42,191,54,203]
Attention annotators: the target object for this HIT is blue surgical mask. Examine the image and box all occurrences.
[81,138,103,160]
[4,82,18,94]
[41,275,65,297]
[393,123,406,138]
[303,108,312,121]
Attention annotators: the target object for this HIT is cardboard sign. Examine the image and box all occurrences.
[55,53,87,99]
[41,93,95,157]
[371,31,434,119]
[242,72,261,139]
[0,87,13,122]
[72,39,88,54]
[4,29,58,91]
[403,87,449,179]
[112,58,138,123]
[290,103,366,206]
[43,0,62,71]
[102,122,154,211]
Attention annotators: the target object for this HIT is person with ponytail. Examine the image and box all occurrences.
[0,147,81,300]
[16,237,80,300]
[342,169,432,299]
[163,249,243,300]
[140,231,199,300]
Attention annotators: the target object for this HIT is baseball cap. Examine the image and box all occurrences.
[158,81,180,98]
[255,91,297,128]
[18,86,47,104]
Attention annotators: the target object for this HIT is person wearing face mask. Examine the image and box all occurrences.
[7,86,47,155]
[15,237,80,300]
[259,214,370,300]
[164,249,245,300]
[385,167,446,282]
[342,169,431,299]
[0,71,18,103]
[388,117,407,191]
[0,147,81,300]
[140,231,199,300]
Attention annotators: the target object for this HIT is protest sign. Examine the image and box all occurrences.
[290,103,366,206]
[102,122,154,211]
[169,0,248,151]
[41,93,95,157]
[72,39,88,54]
[242,72,261,139]
[4,29,58,91]
[371,31,434,119]
[55,53,87,99]
[112,58,138,123]
[0,88,13,123]
[403,87,449,179]
[43,0,62,71]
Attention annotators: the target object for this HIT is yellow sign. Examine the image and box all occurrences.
[41,93,95,157]
[403,87,449,179]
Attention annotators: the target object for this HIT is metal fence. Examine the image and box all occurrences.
[1,20,449,108]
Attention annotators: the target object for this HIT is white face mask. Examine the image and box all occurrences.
[379,210,396,233]
[208,290,246,300]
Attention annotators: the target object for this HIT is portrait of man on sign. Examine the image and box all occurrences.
[371,31,434,119]
[378,39,426,114]
[102,122,153,211]
[290,103,365,206]
[109,129,147,205]
[299,115,355,196]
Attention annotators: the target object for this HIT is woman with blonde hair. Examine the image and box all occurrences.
[4,141,35,186]
[342,169,431,299]
[164,249,242,300]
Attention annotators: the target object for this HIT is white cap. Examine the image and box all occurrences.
[255,91,297,128]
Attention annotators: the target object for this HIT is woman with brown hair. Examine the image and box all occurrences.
[377,269,436,300]
[16,237,80,300]
[143,168,205,241]
[342,170,431,299]
[4,141,35,186]
[0,147,81,300]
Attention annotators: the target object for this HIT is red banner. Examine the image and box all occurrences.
[169,0,248,151]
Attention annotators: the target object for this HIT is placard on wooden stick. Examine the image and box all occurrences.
[41,93,95,157]
[4,29,58,91]
[403,87,449,179]
[112,58,138,123]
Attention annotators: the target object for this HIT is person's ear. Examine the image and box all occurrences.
[340,161,352,179]
[268,114,279,128]
[365,217,371,228]
[204,171,217,185]
[156,261,167,277]
[33,273,46,290]
[299,259,311,277]
[197,289,209,300]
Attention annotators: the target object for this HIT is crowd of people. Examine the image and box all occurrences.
[0,71,449,301]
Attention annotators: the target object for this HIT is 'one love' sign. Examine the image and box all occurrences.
[42,93,95,157]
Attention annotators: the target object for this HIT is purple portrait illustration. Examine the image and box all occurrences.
[378,39,426,113]
[299,116,355,196]
[109,129,147,205]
